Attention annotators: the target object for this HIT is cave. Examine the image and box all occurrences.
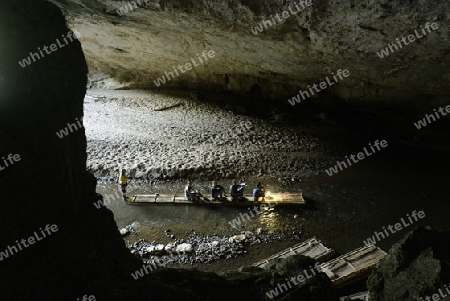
[1,0,449,300]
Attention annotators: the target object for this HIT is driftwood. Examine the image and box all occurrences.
[153,103,184,111]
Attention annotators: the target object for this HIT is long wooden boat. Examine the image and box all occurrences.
[252,237,334,269]
[318,244,387,287]
[125,191,306,206]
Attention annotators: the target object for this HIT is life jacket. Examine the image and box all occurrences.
[119,174,127,184]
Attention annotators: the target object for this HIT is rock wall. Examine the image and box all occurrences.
[368,227,450,301]
[0,0,91,246]
[50,0,450,110]
[0,1,140,299]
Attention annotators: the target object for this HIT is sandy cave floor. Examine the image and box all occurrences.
[84,89,340,182]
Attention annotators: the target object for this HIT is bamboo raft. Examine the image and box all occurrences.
[252,237,334,269]
[340,291,369,301]
[252,241,386,288]
[318,244,387,287]
[125,191,305,206]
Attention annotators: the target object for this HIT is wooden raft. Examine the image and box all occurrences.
[252,237,334,269]
[125,192,305,206]
[318,244,387,287]
[340,291,370,301]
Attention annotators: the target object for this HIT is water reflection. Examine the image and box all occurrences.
[259,209,283,231]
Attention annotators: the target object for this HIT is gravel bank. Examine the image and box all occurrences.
[84,89,336,181]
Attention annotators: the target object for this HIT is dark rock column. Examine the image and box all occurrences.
[0,1,143,299]
[0,0,91,232]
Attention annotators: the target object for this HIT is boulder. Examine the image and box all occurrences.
[165,242,180,253]
[265,254,317,277]
[176,243,194,254]
[154,244,165,252]
[368,227,450,301]
[145,246,155,253]
[229,234,246,243]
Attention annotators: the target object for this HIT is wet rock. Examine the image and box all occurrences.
[368,227,450,301]
[265,254,317,276]
[176,243,194,253]
[127,230,299,264]
[243,231,253,238]
[164,242,176,252]
[123,222,137,234]
[222,254,337,301]
[155,244,165,252]
[145,246,155,253]
[229,234,246,243]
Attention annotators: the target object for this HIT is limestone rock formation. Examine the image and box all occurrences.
[368,227,450,301]
[49,0,450,109]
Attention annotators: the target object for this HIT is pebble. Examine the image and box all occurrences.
[229,234,246,244]
[126,228,297,265]
[176,243,194,253]
[165,243,176,252]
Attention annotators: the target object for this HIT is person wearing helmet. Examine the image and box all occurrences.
[211,180,226,200]
[253,182,265,202]
[230,179,245,201]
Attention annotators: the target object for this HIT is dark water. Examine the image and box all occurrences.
[95,142,449,261]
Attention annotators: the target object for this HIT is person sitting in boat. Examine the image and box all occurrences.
[230,180,244,201]
[253,182,265,202]
[211,180,226,200]
[185,180,203,202]
[118,169,128,199]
